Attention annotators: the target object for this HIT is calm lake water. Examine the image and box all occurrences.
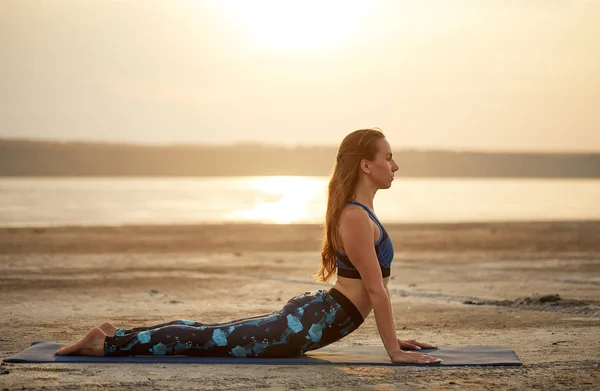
[0,177,599,227]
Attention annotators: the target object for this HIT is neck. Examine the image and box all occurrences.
[352,177,377,210]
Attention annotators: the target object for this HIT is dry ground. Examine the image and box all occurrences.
[1,222,599,390]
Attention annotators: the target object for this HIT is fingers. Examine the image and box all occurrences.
[407,339,438,349]
[399,339,438,350]
[419,342,438,349]
[399,342,421,350]
[391,351,443,365]
[418,353,442,364]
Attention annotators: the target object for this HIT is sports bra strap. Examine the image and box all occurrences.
[347,200,384,243]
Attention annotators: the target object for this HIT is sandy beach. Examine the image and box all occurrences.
[1,222,599,390]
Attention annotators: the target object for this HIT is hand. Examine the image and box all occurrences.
[390,350,442,365]
[397,338,438,351]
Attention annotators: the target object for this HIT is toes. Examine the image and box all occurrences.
[54,328,107,356]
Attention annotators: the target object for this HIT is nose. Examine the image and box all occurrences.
[392,162,399,172]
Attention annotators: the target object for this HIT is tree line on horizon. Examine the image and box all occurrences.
[0,138,598,178]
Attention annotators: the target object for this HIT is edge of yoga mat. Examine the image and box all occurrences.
[3,342,522,367]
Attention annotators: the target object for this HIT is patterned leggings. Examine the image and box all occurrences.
[103,288,364,358]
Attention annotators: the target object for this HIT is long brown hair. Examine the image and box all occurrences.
[312,128,386,282]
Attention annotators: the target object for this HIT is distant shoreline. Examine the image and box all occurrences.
[2,138,599,178]
[2,221,599,254]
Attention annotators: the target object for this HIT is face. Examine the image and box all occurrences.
[362,138,399,189]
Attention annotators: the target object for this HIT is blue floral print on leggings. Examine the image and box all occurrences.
[103,289,360,358]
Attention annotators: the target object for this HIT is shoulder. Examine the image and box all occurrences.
[339,204,373,233]
[340,204,367,221]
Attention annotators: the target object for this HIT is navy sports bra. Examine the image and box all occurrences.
[335,200,394,279]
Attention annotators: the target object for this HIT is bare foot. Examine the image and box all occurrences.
[98,322,118,337]
[55,327,106,356]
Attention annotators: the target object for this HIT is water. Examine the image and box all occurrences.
[0,176,599,227]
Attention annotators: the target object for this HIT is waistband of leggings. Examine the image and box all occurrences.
[328,288,364,326]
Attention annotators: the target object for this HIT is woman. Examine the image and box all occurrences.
[55,128,442,364]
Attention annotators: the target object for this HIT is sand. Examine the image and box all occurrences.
[1,222,599,390]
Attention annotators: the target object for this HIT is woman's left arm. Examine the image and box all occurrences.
[385,286,438,351]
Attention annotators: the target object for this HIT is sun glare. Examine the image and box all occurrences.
[234,176,325,224]
[208,0,371,50]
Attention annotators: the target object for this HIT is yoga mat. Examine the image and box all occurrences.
[3,342,522,366]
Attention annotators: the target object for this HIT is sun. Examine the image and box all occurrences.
[208,0,371,51]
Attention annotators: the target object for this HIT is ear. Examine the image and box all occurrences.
[360,159,370,175]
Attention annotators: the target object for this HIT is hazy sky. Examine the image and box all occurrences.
[1,0,599,151]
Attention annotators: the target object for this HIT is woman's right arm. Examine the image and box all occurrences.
[339,208,441,364]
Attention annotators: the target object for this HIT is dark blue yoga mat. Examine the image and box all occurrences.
[3,342,522,366]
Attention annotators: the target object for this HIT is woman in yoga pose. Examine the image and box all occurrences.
[55,128,442,364]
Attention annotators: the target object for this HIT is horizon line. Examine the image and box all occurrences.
[1,136,599,155]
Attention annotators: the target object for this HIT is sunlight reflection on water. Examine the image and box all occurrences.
[1,176,599,227]
[232,176,326,224]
